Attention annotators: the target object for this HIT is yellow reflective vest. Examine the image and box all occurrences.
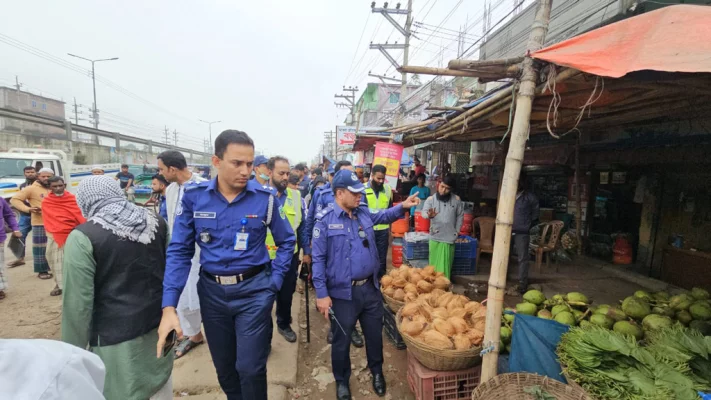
[365,183,392,231]
[266,188,301,260]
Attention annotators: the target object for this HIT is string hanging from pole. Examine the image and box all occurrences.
[499,80,519,144]
[544,66,604,139]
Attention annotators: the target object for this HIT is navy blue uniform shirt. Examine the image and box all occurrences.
[311,203,405,300]
[163,178,296,308]
[304,182,334,244]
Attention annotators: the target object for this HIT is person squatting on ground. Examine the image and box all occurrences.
[41,176,86,296]
[157,149,207,358]
[312,169,420,400]
[61,175,173,400]
[157,130,295,400]
[266,156,310,343]
[10,167,54,282]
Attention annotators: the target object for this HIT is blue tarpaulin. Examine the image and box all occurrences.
[508,314,570,383]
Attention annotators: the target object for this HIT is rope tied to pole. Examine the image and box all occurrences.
[500,80,520,144]
[545,67,604,139]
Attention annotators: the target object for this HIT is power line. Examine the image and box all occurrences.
[342,11,372,86]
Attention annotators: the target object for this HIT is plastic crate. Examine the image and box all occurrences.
[382,303,406,350]
[407,351,481,400]
[405,259,429,269]
[451,257,477,276]
[454,236,477,259]
[404,240,429,260]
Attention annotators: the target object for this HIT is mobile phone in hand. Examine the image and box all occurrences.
[161,329,177,357]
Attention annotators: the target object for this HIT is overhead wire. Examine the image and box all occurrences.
[342,11,372,85]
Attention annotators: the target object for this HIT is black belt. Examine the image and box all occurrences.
[352,277,372,286]
[201,264,266,286]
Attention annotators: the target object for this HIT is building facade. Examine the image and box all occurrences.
[0,86,66,136]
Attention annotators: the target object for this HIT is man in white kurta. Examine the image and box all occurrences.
[158,151,206,358]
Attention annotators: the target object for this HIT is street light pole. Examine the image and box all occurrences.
[199,119,221,153]
[68,53,119,129]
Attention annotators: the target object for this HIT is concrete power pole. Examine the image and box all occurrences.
[73,97,80,124]
[164,126,170,145]
[334,86,359,126]
[15,76,24,134]
[173,129,178,146]
[369,1,412,127]
[480,0,553,382]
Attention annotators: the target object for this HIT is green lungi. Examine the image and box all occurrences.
[429,240,455,279]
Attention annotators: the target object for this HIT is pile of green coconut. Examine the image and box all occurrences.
[499,287,711,353]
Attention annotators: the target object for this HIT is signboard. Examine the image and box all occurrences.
[373,142,403,188]
[336,126,388,150]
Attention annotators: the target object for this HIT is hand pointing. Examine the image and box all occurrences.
[401,193,421,209]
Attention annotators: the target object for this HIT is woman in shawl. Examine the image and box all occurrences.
[61,175,173,400]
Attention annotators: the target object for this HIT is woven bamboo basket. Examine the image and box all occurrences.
[381,288,405,313]
[471,373,593,400]
[560,364,593,398]
[395,308,482,371]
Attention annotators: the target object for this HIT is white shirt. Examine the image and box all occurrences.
[0,339,105,400]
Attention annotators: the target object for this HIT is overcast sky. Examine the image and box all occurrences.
[0,0,524,163]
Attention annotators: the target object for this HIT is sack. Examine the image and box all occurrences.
[7,235,25,259]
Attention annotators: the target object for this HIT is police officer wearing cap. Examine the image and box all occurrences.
[312,169,420,400]
[157,130,296,400]
[252,155,271,188]
[304,160,365,347]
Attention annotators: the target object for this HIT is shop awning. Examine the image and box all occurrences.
[531,5,711,78]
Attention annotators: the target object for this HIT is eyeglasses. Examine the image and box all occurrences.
[358,226,369,248]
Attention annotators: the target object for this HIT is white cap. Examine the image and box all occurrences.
[90,165,104,172]
[38,168,54,175]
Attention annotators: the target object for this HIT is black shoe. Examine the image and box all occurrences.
[278,326,297,343]
[327,330,333,344]
[336,382,352,400]
[351,330,364,348]
[372,372,386,396]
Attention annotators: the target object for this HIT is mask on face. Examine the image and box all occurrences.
[259,173,270,181]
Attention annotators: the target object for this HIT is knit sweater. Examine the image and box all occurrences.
[421,194,464,244]
[10,181,50,226]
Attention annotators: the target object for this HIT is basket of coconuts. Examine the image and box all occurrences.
[381,265,451,313]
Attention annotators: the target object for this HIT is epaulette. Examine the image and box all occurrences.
[185,181,209,192]
[255,185,276,195]
[315,204,334,221]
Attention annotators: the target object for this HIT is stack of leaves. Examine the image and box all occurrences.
[558,325,701,399]
[645,325,711,392]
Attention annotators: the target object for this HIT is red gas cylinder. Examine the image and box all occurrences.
[612,235,633,265]
[391,202,410,238]
[391,238,404,267]
[414,211,430,232]
[459,211,474,236]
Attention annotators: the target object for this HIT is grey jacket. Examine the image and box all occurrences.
[421,194,464,244]
[512,191,540,234]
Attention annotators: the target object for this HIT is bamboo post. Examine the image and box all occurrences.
[480,0,553,382]
[575,135,583,255]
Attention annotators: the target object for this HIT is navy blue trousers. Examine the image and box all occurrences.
[374,229,390,278]
[276,253,300,329]
[198,269,276,400]
[330,282,384,384]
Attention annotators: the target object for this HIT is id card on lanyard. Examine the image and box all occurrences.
[234,218,249,251]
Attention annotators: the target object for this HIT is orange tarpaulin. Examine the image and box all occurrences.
[532,5,711,78]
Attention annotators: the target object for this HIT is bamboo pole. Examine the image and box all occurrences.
[397,65,515,79]
[426,106,466,112]
[448,57,524,70]
[480,0,553,382]
[575,135,582,256]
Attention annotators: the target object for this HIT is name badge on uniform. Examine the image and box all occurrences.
[234,232,249,251]
[194,212,216,219]
[328,224,344,229]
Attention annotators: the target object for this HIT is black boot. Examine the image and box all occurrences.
[372,372,387,396]
[336,382,351,400]
[278,326,297,343]
[350,329,364,348]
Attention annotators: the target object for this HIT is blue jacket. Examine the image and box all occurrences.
[304,182,334,244]
[163,179,296,308]
[312,203,405,300]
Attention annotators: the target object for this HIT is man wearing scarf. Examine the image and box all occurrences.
[421,175,464,279]
[157,150,206,358]
[42,176,86,296]
[61,175,173,400]
[10,167,54,280]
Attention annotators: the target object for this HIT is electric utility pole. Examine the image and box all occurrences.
[199,119,221,153]
[173,129,178,146]
[480,0,553,381]
[73,97,80,124]
[67,53,119,129]
[369,0,412,126]
[164,126,170,145]
[334,86,358,126]
[323,131,336,159]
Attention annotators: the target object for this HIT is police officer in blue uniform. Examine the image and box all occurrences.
[157,130,296,400]
[304,160,365,346]
[312,170,420,400]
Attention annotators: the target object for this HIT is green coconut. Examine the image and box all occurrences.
[642,314,673,332]
[652,306,675,318]
[554,311,577,326]
[590,313,614,329]
[551,304,569,317]
[621,296,651,320]
[505,344,512,353]
[565,292,589,305]
[675,310,693,326]
[500,326,512,344]
[523,290,546,306]
[653,291,670,302]
[689,301,711,321]
[669,294,693,311]
[572,309,585,321]
[689,320,711,336]
[579,320,592,328]
[516,302,538,316]
[613,320,644,340]
[606,307,628,322]
[503,307,516,323]
[552,294,565,303]
[537,309,553,320]
[691,287,710,301]
[634,290,653,302]
[594,304,611,315]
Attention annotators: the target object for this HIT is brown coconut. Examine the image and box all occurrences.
[422,330,453,350]
[416,280,434,294]
[449,308,468,319]
[403,283,418,294]
[400,319,426,337]
[448,316,469,334]
[433,276,451,290]
[392,288,406,301]
[431,307,449,320]
[430,288,446,300]
[437,292,455,308]
[466,329,484,346]
[453,334,471,350]
[409,271,423,285]
[404,292,418,303]
[401,303,421,318]
[383,287,396,298]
